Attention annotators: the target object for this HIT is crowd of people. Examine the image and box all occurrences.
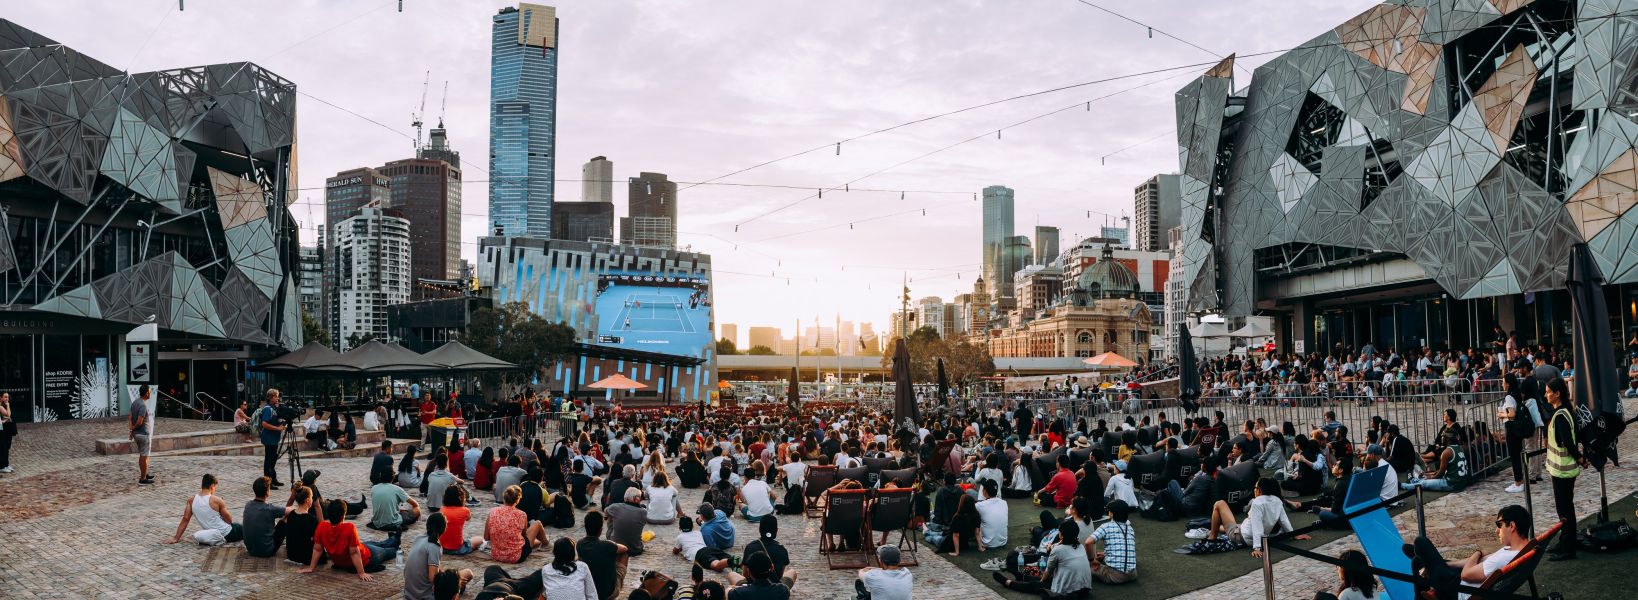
[150,334,1619,600]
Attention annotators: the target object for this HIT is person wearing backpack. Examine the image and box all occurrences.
[1499,373,1536,493]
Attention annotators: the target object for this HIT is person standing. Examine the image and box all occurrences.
[419,392,439,446]
[0,391,16,474]
[1543,377,1584,561]
[258,389,287,489]
[130,385,154,484]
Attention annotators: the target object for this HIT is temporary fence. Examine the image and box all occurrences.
[462,413,573,443]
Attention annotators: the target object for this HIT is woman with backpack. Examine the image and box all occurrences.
[1500,371,1542,494]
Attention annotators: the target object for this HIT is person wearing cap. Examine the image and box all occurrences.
[1104,459,1138,508]
[1087,499,1137,584]
[856,546,912,600]
[1364,444,1396,504]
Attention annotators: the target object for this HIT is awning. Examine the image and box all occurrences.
[1229,322,1275,338]
[336,340,438,373]
[251,341,359,373]
[420,341,518,372]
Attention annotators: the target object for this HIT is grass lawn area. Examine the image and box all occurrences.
[926,481,1437,600]
[1532,488,1638,599]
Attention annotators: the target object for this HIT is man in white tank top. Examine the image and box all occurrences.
[165,473,242,545]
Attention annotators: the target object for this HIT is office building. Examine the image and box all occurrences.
[981,185,1016,296]
[1034,226,1059,266]
[1000,235,1032,292]
[916,297,946,337]
[332,208,412,350]
[582,156,613,203]
[1163,227,1187,359]
[1100,226,1129,249]
[623,172,678,249]
[419,124,461,168]
[298,245,324,321]
[379,157,462,286]
[551,201,614,242]
[324,168,391,337]
[720,323,738,347]
[1173,0,1638,353]
[489,3,559,238]
[748,326,782,352]
[1134,174,1181,252]
[1014,265,1065,316]
[0,22,302,422]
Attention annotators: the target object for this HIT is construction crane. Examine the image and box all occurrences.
[411,70,429,150]
[437,81,448,129]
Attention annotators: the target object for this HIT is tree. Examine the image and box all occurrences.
[467,302,577,387]
[747,345,778,355]
[800,348,837,356]
[879,326,995,390]
[301,312,331,347]
[344,331,376,351]
[716,338,739,355]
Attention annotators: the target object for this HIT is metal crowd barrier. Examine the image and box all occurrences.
[462,413,570,444]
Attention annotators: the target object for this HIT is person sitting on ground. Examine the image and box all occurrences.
[606,487,650,556]
[517,464,550,523]
[1196,477,1311,556]
[1087,499,1137,585]
[1363,444,1397,504]
[974,480,1009,552]
[743,515,794,586]
[857,545,913,600]
[474,446,496,491]
[283,485,320,566]
[1312,548,1376,600]
[578,511,629,600]
[678,450,708,489]
[425,453,463,509]
[542,537,600,600]
[569,458,603,509]
[370,467,422,533]
[1409,504,1528,600]
[923,473,963,545]
[494,454,527,504]
[295,468,366,518]
[166,473,243,546]
[1162,455,1218,519]
[674,515,735,572]
[738,465,776,522]
[433,567,476,600]
[464,438,483,478]
[486,484,551,564]
[405,512,450,600]
[306,409,329,450]
[303,499,397,580]
[1402,431,1469,493]
[370,440,396,484]
[992,518,1091,599]
[243,476,293,558]
[1036,454,1076,509]
[1104,459,1138,508]
[438,485,484,556]
[725,550,793,600]
[605,463,642,509]
[472,563,546,600]
[399,444,425,489]
[646,471,680,524]
[1004,453,1034,498]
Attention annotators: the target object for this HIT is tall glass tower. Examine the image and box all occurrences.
[981,185,1016,296]
[490,3,558,239]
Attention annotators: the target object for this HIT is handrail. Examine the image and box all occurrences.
[194,391,236,418]
[156,389,209,420]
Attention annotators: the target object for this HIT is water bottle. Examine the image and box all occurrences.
[1037,555,1049,571]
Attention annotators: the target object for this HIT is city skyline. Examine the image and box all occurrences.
[4,0,1370,332]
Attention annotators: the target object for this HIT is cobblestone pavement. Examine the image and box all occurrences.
[0,422,1004,600]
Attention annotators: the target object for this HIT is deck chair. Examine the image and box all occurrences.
[1126,450,1169,493]
[1212,460,1258,513]
[1068,447,1092,472]
[1169,446,1201,485]
[1417,522,1560,600]
[822,488,871,569]
[804,465,838,517]
[1031,447,1064,487]
[837,465,869,487]
[880,467,918,489]
[862,456,893,487]
[870,488,918,566]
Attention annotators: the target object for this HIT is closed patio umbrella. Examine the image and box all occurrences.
[936,358,948,406]
[1567,243,1625,470]
[1179,322,1201,415]
[892,338,917,428]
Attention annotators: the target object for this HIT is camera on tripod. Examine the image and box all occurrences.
[272,405,303,423]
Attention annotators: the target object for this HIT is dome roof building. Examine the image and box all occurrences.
[1068,244,1141,304]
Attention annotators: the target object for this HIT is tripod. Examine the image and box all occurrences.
[280,423,305,485]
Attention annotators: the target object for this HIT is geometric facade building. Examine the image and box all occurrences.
[1175,0,1638,352]
[0,20,300,421]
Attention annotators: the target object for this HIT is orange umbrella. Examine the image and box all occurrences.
[1082,352,1138,368]
[587,373,647,390]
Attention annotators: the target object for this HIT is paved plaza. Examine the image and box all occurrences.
[1,401,1635,600]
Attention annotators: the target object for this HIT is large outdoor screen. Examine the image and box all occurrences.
[592,271,713,359]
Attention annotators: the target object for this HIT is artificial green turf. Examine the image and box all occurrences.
[927,484,1436,600]
[1531,490,1638,599]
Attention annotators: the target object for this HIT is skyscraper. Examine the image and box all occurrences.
[582,156,612,203]
[332,208,412,349]
[719,323,738,347]
[1133,174,1180,253]
[380,156,461,285]
[324,167,391,337]
[981,185,1015,296]
[551,201,614,242]
[748,326,781,352]
[1101,226,1130,249]
[1034,225,1059,266]
[1000,235,1032,296]
[622,172,678,249]
[490,3,558,239]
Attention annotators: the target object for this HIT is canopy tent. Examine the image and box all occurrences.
[1188,322,1230,338]
[1082,351,1138,368]
[1228,321,1275,338]
[586,373,647,390]
[336,340,438,374]
[420,341,517,372]
[253,341,358,373]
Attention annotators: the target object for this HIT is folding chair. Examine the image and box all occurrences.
[870,488,919,566]
[837,465,869,487]
[862,456,893,487]
[879,467,918,489]
[804,465,838,517]
[822,488,871,569]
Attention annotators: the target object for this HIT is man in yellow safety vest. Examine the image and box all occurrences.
[1542,377,1585,561]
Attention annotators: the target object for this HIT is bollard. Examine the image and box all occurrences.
[1261,536,1275,600]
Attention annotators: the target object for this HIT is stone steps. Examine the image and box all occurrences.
[95,426,385,455]
[147,436,417,460]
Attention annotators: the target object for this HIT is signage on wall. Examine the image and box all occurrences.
[127,341,154,384]
[1293,340,1305,354]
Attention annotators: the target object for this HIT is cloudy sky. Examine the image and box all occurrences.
[15,0,1372,344]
